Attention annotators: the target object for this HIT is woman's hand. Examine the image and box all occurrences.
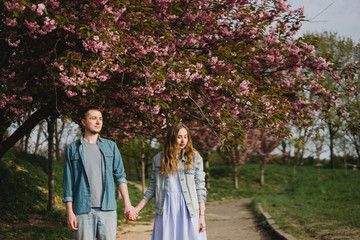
[199,215,206,232]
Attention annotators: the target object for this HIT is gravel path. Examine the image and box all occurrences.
[117,198,276,240]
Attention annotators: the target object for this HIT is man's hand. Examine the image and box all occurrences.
[66,202,78,231]
[67,209,78,230]
[124,205,138,221]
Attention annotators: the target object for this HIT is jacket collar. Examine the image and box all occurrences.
[80,135,103,144]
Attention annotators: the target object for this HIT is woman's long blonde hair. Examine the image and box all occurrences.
[159,122,196,175]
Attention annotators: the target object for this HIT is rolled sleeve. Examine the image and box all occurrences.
[62,146,73,203]
[195,153,208,202]
[112,142,128,186]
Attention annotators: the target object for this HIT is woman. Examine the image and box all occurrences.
[135,122,207,240]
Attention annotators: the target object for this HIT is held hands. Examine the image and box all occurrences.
[124,205,138,221]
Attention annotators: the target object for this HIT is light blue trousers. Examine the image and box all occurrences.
[74,208,117,240]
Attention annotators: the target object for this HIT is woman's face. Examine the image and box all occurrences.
[177,127,188,150]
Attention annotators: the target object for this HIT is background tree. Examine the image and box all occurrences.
[302,31,360,168]
[254,129,282,186]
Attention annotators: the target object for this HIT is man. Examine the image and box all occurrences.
[63,107,137,240]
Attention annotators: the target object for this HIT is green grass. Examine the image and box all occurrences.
[253,165,360,240]
[2,150,360,240]
[207,164,360,240]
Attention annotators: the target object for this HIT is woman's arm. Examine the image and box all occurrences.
[199,201,206,232]
[135,198,149,214]
[194,152,207,202]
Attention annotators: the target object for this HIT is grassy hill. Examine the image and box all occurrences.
[0,150,71,239]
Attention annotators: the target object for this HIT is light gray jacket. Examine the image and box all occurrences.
[143,151,207,217]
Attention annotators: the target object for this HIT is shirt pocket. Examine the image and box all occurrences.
[104,151,113,163]
[70,153,81,169]
[185,169,195,175]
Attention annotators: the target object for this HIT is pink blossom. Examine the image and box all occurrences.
[65,90,77,97]
[65,41,76,47]
[37,3,46,16]
[24,20,40,32]
[8,72,15,78]
[98,75,108,82]
[4,18,17,27]
[48,0,59,8]
[0,100,6,109]
[4,0,25,11]
[20,96,33,102]
[275,0,288,11]
[152,105,160,115]
[43,17,57,32]
[7,39,20,47]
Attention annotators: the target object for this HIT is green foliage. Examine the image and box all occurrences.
[0,150,48,219]
[208,165,232,179]
[330,154,358,169]
[0,150,72,239]
[119,137,161,181]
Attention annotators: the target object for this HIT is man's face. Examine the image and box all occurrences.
[81,110,103,134]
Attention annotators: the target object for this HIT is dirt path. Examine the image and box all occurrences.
[117,198,275,240]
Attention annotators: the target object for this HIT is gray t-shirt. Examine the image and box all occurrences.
[83,140,104,208]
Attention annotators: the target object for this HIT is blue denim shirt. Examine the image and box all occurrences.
[62,136,128,215]
[143,151,207,217]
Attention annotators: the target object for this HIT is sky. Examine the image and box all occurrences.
[286,0,360,42]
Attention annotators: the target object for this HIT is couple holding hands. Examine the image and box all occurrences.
[63,107,207,240]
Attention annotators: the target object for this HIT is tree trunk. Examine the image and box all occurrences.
[260,163,265,186]
[24,132,30,153]
[141,140,146,194]
[54,119,61,162]
[234,164,238,189]
[281,140,289,165]
[34,121,44,154]
[328,124,335,169]
[24,112,31,153]
[47,116,56,211]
